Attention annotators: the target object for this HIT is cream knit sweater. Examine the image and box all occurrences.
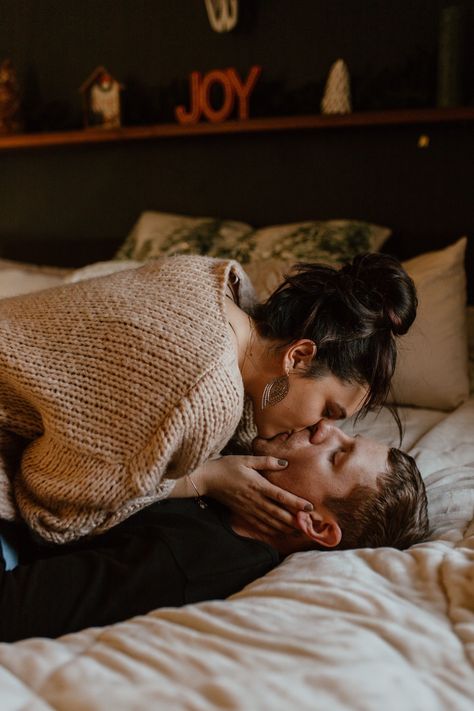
[0,255,255,543]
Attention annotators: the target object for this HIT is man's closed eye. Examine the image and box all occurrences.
[330,448,344,465]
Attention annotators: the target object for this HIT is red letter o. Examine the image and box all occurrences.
[200,70,235,122]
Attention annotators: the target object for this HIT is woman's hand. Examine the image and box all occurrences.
[191,456,313,537]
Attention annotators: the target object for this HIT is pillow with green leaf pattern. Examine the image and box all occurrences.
[116,212,390,300]
[115,211,253,261]
[235,219,391,299]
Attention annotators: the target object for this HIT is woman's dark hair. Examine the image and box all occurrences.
[252,253,417,426]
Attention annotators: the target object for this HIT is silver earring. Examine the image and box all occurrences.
[261,374,289,410]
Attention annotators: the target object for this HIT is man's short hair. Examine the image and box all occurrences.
[324,448,430,550]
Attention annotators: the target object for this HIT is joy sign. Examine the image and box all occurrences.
[175,65,261,124]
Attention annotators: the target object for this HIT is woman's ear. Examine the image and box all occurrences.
[295,509,342,549]
[284,339,317,373]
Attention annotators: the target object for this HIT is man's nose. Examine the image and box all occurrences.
[310,418,351,445]
[310,418,335,443]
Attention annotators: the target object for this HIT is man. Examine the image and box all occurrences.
[0,420,429,642]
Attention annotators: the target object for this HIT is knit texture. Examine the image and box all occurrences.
[0,255,254,543]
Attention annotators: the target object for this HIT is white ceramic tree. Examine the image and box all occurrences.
[321,59,352,114]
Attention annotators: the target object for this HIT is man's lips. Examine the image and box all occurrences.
[275,421,325,445]
[253,421,326,453]
[257,423,319,445]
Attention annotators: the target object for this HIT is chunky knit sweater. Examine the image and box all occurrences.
[0,255,255,543]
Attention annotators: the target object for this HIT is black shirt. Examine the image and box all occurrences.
[0,498,280,642]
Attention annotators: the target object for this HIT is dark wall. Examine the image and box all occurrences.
[0,0,473,298]
[6,0,472,131]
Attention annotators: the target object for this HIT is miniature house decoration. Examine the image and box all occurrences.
[321,59,352,114]
[79,66,124,129]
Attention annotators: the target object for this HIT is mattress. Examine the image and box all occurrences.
[0,398,473,710]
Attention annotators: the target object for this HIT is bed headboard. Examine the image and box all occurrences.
[0,120,472,301]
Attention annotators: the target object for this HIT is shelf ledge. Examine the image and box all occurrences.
[0,108,473,151]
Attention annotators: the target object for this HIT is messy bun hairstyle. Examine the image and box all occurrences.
[252,253,417,420]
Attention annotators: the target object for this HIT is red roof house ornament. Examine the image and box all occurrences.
[79,66,124,129]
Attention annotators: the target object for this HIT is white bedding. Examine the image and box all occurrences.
[0,399,473,710]
[0,258,472,708]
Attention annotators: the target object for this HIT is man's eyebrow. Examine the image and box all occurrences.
[350,433,361,455]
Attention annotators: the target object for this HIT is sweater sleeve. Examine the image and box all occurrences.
[14,434,176,543]
[13,355,241,544]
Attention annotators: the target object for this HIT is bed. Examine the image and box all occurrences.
[0,214,473,710]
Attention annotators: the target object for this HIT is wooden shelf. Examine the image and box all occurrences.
[1,107,473,151]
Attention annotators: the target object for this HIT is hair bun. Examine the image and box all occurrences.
[338,253,417,336]
[253,254,418,418]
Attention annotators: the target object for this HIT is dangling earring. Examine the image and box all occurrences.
[261,372,290,410]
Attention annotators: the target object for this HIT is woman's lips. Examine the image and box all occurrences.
[256,420,325,447]
[271,431,291,443]
[256,429,289,442]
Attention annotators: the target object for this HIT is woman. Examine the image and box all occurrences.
[0,252,416,542]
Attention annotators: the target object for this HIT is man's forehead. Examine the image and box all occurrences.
[349,436,389,484]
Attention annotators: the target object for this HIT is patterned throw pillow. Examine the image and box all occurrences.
[116,212,391,300]
[116,211,254,261]
[238,220,391,299]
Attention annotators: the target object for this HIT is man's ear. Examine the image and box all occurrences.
[295,509,342,549]
[283,339,317,373]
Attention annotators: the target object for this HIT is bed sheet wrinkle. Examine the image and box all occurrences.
[249,545,451,615]
[45,679,219,711]
[155,599,428,675]
[48,621,458,711]
[0,635,89,694]
[234,565,454,652]
[439,546,474,666]
[147,591,471,709]
[0,667,55,711]
[425,468,474,540]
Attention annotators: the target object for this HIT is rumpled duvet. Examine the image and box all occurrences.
[0,400,473,710]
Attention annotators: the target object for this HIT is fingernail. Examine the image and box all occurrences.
[304,503,313,512]
[278,459,288,467]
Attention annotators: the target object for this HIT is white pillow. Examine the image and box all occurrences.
[0,259,69,298]
[64,259,143,284]
[391,238,469,410]
[466,305,474,393]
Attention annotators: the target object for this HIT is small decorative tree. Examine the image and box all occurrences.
[321,59,352,114]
